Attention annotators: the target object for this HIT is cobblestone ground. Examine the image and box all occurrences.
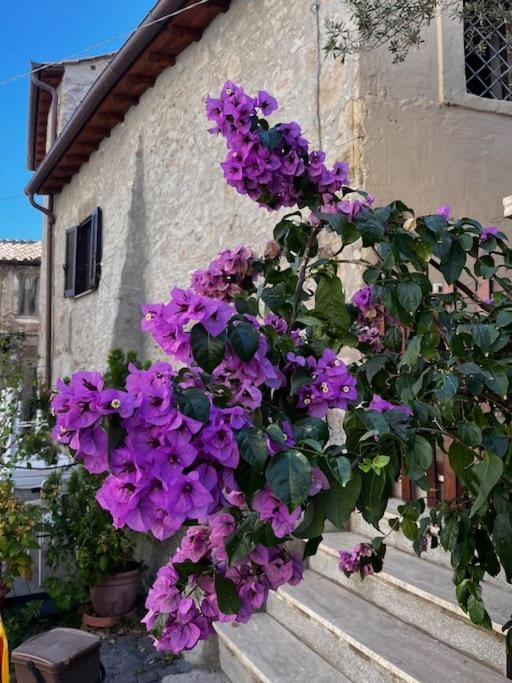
[100,633,228,683]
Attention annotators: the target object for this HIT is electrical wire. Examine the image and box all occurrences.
[0,0,213,87]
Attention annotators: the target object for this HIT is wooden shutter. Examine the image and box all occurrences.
[88,207,102,290]
[64,226,77,298]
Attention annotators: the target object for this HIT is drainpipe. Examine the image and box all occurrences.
[27,193,55,389]
[27,72,58,389]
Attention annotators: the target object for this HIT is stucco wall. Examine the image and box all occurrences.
[43,0,361,381]
[358,17,512,224]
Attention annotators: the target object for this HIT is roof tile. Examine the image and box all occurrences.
[0,240,42,264]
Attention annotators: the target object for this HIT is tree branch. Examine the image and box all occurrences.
[429,259,492,312]
[287,223,323,332]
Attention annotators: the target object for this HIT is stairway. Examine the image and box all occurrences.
[215,502,510,682]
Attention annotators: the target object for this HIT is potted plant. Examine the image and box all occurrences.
[42,466,140,627]
[0,479,39,606]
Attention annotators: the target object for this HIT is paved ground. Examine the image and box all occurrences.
[100,633,228,683]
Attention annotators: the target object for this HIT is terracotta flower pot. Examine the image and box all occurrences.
[89,566,140,618]
[82,606,137,629]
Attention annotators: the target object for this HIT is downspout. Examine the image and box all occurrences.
[27,72,58,389]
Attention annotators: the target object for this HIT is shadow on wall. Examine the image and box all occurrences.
[113,133,147,359]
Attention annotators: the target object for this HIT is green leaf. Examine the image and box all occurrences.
[439,241,466,284]
[472,325,500,352]
[215,574,242,615]
[228,321,259,362]
[470,453,503,517]
[467,594,486,625]
[329,455,353,486]
[397,335,422,370]
[294,494,326,539]
[190,323,225,373]
[493,512,512,582]
[325,472,362,528]
[405,435,433,482]
[448,442,475,487]
[401,517,418,541]
[225,513,258,564]
[458,422,482,447]
[236,428,268,470]
[175,387,210,424]
[266,423,287,444]
[434,374,459,402]
[365,356,388,384]
[293,418,329,446]
[303,536,323,559]
[259,126,283,150]
[290,366,314,395]
[266,449,312,510]
[314,275,350,334]
[398,281,422,313]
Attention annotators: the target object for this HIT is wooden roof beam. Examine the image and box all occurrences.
[111,93,140,106]
[127,74,157,87]
[146,51,176,66]
[166,24,203,42]
[96,111,125,124]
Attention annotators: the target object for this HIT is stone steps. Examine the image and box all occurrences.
[310,530,508,672]
[267,569,506,682]
[215,612,345,683]
[349,500,509,587]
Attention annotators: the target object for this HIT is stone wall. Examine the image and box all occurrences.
[43,0,361,381]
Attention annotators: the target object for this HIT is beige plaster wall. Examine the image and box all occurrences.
[43,0,361,381]
[358,17,512,225]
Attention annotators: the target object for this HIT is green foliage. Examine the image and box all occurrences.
[0,479,40,591]
[324,1,512,64]
[3,599,43,650]
[41,467,137,612]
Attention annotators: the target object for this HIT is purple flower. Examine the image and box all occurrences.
[253,487,301,538]
[435,205,451,220]
[167,471,214,518]
[339,543,375,577]
[352,286,374,313]
[206,82,350,211]
[481,225,500,241]
[369,393,412,416]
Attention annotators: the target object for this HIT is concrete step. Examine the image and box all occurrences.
[349,500,452,570]
[350,501,510,587]
[215,612,346,683]
[311,530,508,672]
[267,569,507,682]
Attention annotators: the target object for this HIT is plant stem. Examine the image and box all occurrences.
[287,223,323,332]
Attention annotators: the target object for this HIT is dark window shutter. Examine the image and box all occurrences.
[88,207,102,290]
[64,226,77,298]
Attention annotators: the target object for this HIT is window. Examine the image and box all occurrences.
[18,274,39,316]
[64,208,102,298]
[464,4,512,101]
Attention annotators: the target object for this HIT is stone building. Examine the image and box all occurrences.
[25,0,512,384]
[22,2,512,678]
[0,240,41,416]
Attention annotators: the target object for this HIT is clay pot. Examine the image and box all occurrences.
[89,566,140,618]
[82,606,136,629]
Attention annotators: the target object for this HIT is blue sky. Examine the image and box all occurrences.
[0,1,151,241]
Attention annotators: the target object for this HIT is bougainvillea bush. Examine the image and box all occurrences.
[52,82,512,653]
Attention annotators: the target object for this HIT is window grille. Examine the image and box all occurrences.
[64,208,102,298]
[464,6,512,101]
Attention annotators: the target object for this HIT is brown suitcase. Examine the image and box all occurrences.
[11,627,103,683]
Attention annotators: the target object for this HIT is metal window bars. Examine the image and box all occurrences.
[464,6,512,101]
